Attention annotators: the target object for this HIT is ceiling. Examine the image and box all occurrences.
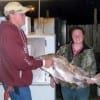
[0,0,100,24]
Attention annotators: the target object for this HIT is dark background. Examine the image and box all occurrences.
[0,0,100,25]
[24,0,100,25]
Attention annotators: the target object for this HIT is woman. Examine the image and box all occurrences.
[56,26,96,100]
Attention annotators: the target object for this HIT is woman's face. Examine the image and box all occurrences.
[72,29,84,44]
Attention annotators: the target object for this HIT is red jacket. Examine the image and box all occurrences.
[0,21,43,86]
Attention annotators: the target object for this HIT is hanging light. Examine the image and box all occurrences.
[27,5,35,12]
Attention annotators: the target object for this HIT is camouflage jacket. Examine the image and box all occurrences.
[56,43,96,89]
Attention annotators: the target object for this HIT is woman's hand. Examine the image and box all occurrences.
[50,78,56,88]
[86,78,95,85]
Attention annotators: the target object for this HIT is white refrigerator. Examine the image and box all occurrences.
[27,33,56,100]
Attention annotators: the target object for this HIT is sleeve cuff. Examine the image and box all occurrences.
[43,60,45,66]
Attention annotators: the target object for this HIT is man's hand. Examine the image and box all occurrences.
[44,57,53,68]
[50,78,56,88]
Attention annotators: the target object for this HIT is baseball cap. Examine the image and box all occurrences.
[4,2,29,16]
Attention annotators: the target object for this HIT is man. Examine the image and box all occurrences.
[0,2,53,100]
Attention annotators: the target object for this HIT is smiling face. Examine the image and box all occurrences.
[72,29,84,44]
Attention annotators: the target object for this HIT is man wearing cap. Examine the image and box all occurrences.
[0,2,53,100]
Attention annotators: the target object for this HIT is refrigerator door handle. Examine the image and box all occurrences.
[45,39,47,47]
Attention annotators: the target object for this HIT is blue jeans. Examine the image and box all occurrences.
[3,84,32,100]
[61,85,90,100]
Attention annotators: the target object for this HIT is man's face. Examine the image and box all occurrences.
[11,12,26,27]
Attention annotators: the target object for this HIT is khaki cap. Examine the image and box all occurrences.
[4,2,29,16]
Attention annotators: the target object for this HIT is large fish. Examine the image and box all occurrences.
[38,54,100,87]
